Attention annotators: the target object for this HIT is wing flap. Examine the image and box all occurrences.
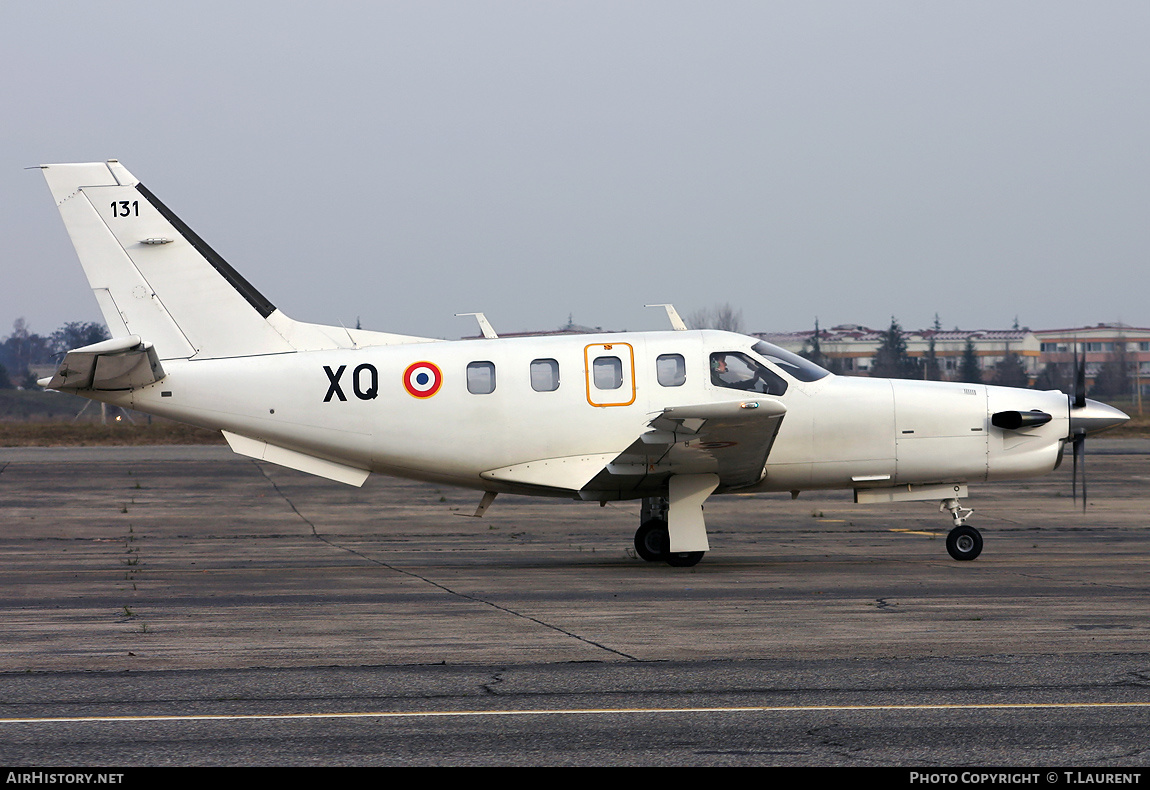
[481,453,620,491]
[612,398,787,490]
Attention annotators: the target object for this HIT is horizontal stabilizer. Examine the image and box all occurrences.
[40,335,165,391]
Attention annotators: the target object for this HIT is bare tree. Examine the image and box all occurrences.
[687,303,744,333]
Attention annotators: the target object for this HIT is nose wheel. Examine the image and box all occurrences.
[945,524,983,561]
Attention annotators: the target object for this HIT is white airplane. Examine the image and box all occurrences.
[37,160,1129,567]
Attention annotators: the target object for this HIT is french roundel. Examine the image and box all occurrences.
[403,361,442,398]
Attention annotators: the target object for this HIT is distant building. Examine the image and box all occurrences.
[757,325,1040,382]
[1032,323,1150,396]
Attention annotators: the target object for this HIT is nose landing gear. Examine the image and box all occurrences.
[941,497,982,561]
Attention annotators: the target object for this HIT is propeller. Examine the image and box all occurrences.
[1067,343,1130,511]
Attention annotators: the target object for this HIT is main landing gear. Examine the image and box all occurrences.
[634,518,704,567]
[636,495,707,567]
[941,497,983,561]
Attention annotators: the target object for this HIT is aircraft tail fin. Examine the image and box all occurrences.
[41,161,295,360]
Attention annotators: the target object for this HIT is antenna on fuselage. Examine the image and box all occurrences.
[456,312,499,339]
[645,304,688,331]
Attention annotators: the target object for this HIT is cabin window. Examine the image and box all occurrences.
[592,356,623,390]
[466,361,496,394]
[656,354,686,387]
[710,352,787,395]
[530,358,560,392]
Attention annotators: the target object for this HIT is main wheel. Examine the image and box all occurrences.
[666,551,705,568]
[946,525,983,561]
[634,519,669,562]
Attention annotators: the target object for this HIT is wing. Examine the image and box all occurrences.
[600,398,787,493]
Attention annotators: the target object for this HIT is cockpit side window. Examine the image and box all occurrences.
[709,352,787,395]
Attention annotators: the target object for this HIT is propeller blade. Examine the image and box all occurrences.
[1080,435,1087,511]
[1072,432,1079,506]
[1075,344,1086,409]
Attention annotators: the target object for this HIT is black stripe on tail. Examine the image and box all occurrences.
[136,183,277,319]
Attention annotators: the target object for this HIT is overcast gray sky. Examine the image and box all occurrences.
[4,1,1148,340]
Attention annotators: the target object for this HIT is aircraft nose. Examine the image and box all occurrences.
[1069,399,1129,436]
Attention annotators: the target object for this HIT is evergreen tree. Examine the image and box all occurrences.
[920,333,938,384]
[807,318,823,365]
[871,317,921,379]
[800,318,841,374]
[959,337,982,384]
[991,345,1029,388]
[801,319,824,365]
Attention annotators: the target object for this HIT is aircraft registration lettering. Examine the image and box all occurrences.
[323,364,379,401]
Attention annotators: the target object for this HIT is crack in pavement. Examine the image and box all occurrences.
[252,461,638,661]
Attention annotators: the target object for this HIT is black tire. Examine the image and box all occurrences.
[666,551,705,568]
[946,525,983,561]
[634,519,669,562]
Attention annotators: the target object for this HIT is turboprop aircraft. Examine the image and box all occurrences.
[36,160,1129,567]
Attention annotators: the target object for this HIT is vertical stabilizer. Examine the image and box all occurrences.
[41,161,295,360]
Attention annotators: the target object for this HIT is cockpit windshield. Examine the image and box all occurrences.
[750,341,832,382]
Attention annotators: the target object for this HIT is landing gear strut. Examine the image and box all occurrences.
[941,497,982,561]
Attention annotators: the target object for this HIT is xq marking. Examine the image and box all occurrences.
[323,364,379,402]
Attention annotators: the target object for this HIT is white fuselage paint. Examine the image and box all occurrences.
[90,329,1070,499]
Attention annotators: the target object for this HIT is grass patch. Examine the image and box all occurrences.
[0,389,223,446]
[0,421,224,447]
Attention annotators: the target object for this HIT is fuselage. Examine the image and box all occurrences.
[89,329,1074,499]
